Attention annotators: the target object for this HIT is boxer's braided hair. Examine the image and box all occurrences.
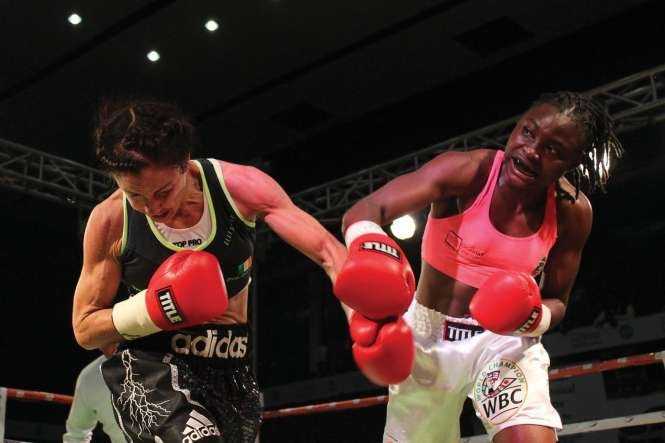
[93,99,197,173]
[532,92,623,200]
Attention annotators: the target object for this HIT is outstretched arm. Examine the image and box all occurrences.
[342,149,488,232]
[220,161,347,283]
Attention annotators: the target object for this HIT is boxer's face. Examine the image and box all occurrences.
[503,103,585,190]
[115,163,189,223]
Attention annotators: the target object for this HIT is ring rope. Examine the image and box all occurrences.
[3,351,663,421]
[263,351,664,419]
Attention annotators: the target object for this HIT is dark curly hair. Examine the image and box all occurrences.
[93,98,198,174]
[533,92,623,200]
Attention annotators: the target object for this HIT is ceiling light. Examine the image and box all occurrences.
[68,13,82,26]
[147,50,160,62]
[390,215,417,240]
[205,20,219,32]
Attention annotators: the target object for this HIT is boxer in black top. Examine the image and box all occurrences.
[73,99,347,441]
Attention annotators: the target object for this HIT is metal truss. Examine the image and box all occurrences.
[0,138,114,209]
[2,64,665,213]
[291,63,665,222]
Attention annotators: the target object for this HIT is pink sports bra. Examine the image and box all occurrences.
[421,150,558,288]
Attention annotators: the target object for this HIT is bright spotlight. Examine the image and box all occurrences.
[205,20,219,32]
[147,50,160,62]
[390,215,416,240]
[68,13,82,26]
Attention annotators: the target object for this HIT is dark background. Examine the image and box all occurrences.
[1,0,664,441]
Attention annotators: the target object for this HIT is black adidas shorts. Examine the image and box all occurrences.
[101,324,261,442]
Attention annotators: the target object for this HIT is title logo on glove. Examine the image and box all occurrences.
[515,307,541,335]
[361,241,400,260]
[158,288,184,324]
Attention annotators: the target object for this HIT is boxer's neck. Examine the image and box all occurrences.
[165,161,205,229]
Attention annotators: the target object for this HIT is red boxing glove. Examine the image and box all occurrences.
[469,271,551,337]
[350,312,414,386]
[112,250,228,340]
[334,222,416,320]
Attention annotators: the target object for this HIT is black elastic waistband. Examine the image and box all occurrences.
[443,319,485,342]
[120,323,251,365]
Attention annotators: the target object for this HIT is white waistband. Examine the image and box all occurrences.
[408,299,481,341]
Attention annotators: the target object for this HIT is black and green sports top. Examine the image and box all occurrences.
[118,159,255,297]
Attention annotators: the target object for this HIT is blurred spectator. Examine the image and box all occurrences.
[63,345,123,443]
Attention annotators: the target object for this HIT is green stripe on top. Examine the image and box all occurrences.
[120,193,129,256]
[118,158,255,297]
[146,160,218,252]
[210,159,256,228]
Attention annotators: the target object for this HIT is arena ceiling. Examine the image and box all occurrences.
[0,0,660,181]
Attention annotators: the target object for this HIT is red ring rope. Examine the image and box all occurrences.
[4,351,662,419]
[5,388,73,405]
[263,352,664,419]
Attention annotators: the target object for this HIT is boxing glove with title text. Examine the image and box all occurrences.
[334,221,416,385]
[470,270,551,337]
[112,250,228,340]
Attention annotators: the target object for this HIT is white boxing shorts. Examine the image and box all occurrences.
[383,299,562,442]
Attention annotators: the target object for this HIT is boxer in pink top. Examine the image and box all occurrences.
[334,92,623,442]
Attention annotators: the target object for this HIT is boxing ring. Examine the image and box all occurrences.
[3,351,664,441]
[2,64,665,443]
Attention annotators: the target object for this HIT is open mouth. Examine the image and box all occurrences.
[512,157,538,179]
[153,209,170,220]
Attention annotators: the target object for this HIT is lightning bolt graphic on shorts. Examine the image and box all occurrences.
[116,350,171,436]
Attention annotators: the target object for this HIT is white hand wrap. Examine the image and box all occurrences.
[344,220,386,247]
[111,290,160,340]
[521,304,552,337]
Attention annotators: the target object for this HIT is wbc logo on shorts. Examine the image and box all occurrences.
[361,241,400,260]
[473,358,528,425]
